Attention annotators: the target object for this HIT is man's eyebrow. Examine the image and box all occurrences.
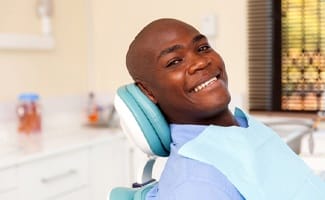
[157,34,207,60]
[192,34,207,43]
[157,44,183,60]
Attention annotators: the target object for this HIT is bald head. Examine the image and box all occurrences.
[126,18,199,82]
[124,18,233,125]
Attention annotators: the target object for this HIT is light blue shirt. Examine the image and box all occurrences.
[146,116,247,200]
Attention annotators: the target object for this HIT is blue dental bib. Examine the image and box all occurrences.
[178,108,325,200]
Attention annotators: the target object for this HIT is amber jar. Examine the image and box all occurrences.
[17,93,42,134]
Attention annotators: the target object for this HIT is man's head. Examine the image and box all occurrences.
[126,18,232,125]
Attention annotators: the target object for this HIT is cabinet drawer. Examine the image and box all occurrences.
[54,186,89,200]
[18,149,89,200]
[0,167,18,196]
[0,190,18,200]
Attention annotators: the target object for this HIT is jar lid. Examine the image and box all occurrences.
[18,93,40,101]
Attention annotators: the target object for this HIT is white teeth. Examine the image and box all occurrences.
[193,77,218,92]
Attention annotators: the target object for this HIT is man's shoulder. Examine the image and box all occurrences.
[154,149,244,199]
[160,150,233,188]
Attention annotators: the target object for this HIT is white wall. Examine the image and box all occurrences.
[91,0,248,107]
[0,0,88,101]
[0,0,248,108]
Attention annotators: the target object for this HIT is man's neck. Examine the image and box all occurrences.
[185,108,239,127]
[207,109,239,127]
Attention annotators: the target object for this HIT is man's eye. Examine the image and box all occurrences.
[198,45,211,52]
[166,58,183,67]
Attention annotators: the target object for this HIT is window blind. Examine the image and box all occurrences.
[248,0,274,111]
[281,0,325,111]
[248,0,325,112]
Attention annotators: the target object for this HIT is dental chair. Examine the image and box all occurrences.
[109,84,171,200]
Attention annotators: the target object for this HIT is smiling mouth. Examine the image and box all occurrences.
[192,75,220,93]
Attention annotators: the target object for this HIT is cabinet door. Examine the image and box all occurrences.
[0,190,18,200]
[52,187,89,200]
[89,136,130,200]
[0,167,18,200]
[18,149,89,200]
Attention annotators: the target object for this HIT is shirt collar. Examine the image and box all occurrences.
[170,108,248,146]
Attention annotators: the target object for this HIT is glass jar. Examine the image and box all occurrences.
[87,92,99,124]
[17,93,42,134]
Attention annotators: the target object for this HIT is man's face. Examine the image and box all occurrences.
[138,21,231,124]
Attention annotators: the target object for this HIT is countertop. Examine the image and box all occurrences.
[0,124,123,170]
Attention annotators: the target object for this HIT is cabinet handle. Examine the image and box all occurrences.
[41,169,77,184]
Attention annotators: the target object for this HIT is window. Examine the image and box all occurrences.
[248,0,325,112]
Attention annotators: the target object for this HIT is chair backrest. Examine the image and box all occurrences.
[114,83,171,157]
[110,84,171,200]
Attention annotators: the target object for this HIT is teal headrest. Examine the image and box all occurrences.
[114,84,171,157]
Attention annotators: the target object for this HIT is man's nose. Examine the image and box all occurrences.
[187,54,210,75]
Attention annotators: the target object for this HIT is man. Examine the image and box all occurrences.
[124,18,325,200]
[126,18,245,200]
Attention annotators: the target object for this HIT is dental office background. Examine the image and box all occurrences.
[0,0,247,101]
[0,0,324,200]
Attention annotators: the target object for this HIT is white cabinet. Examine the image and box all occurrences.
[0,130,131,200]
[0,191,18,200]
[17,149,89,200]
[89,136,131,199]
[0,167,18,200]
[53,187,89,200]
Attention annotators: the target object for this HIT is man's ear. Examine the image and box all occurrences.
[135,81,158,104]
